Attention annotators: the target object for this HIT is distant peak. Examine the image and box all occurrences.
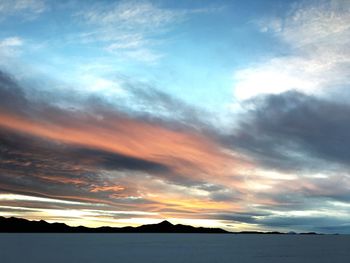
[158,220,173,226]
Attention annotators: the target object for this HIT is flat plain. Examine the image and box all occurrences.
[0,234,349,263]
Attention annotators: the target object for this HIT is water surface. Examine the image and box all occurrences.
[0,234,349,263]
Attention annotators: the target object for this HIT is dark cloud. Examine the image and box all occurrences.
[0,71,30,115]
[208,189,241,202]
[255,215,350,234]
[212,211,269,224]
[211,211,350,233]
[0,69,185,175]
[3,68,350,232]
[225,91,350,172]
[0,207,41,213]
[0,69,210,134]
[0,70,225,191]
[122,82,211,130]
[67,148,170,173]
[0,127,170,199]
[0,124,227,202]
[0,69,236,216]
[316,224,350,234]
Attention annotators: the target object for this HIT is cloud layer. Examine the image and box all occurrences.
[1,0,350,233]
[0,69,252,229]
[233,0,350,101]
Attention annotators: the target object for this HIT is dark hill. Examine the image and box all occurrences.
[0,216,228,233]
[0,216,321,234]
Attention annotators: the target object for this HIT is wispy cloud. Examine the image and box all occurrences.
[229,91,350,172]
[79,1,181,29]
[218,0,350,233]
[0,0,46,20]
[2,64,350,232]
[75,0,217,63]
[0,69,250,227]
[0,37,24,57]
[233,0,350,101]
[2,1,350,232]
[0,37,23,47]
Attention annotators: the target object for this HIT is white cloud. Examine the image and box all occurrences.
[233,0,350,101]
[77,75,125,97]
[234,57,318,100]
[0,37,23,47]
[277,0,350,49]
[77,0,217,64]
[0,0,46,20]
[0,193,86,205]
[79,0,215,32]
[105,34,147,50]
[0,37,24,57]
[80,1,180,30]
[103,33,162,62]
[107,46,163,63]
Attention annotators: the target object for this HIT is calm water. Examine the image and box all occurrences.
[0,234,349,263]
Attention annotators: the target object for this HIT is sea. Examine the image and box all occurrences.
[0,234,349,262]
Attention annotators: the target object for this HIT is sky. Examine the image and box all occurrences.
[0,0,350,233]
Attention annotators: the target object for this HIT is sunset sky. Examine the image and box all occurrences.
[1,0,350,233]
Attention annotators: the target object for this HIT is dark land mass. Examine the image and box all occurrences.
[0,216,228,233]
[0,216,320,234]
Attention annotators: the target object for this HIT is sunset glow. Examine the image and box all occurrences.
[1,0,350,233]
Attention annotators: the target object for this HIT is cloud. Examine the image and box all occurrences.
[79,1,181,29]
[0,69,251,225]
[211,194,350,233]
[227,91,350,172]
[0,37,23,47]
[0,0,46,20]
[108,47,163,63]
[0,37,24,57]
[233,0,350,101]
[218,89,350,231]
[75,0,217,63]
[256,214,350,233]
[225,3,350,224]
[2,46,350,232]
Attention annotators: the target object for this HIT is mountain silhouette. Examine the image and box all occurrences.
[0,216,320,234]
[0,216,228,233]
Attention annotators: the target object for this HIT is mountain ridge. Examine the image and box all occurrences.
[0,216,320,234]
[0,216,228,233]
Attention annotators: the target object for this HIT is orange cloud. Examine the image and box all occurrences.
[0,111,250,186]
[90,185,125,193]
[37,175,87,185]
[0,109,257,228]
